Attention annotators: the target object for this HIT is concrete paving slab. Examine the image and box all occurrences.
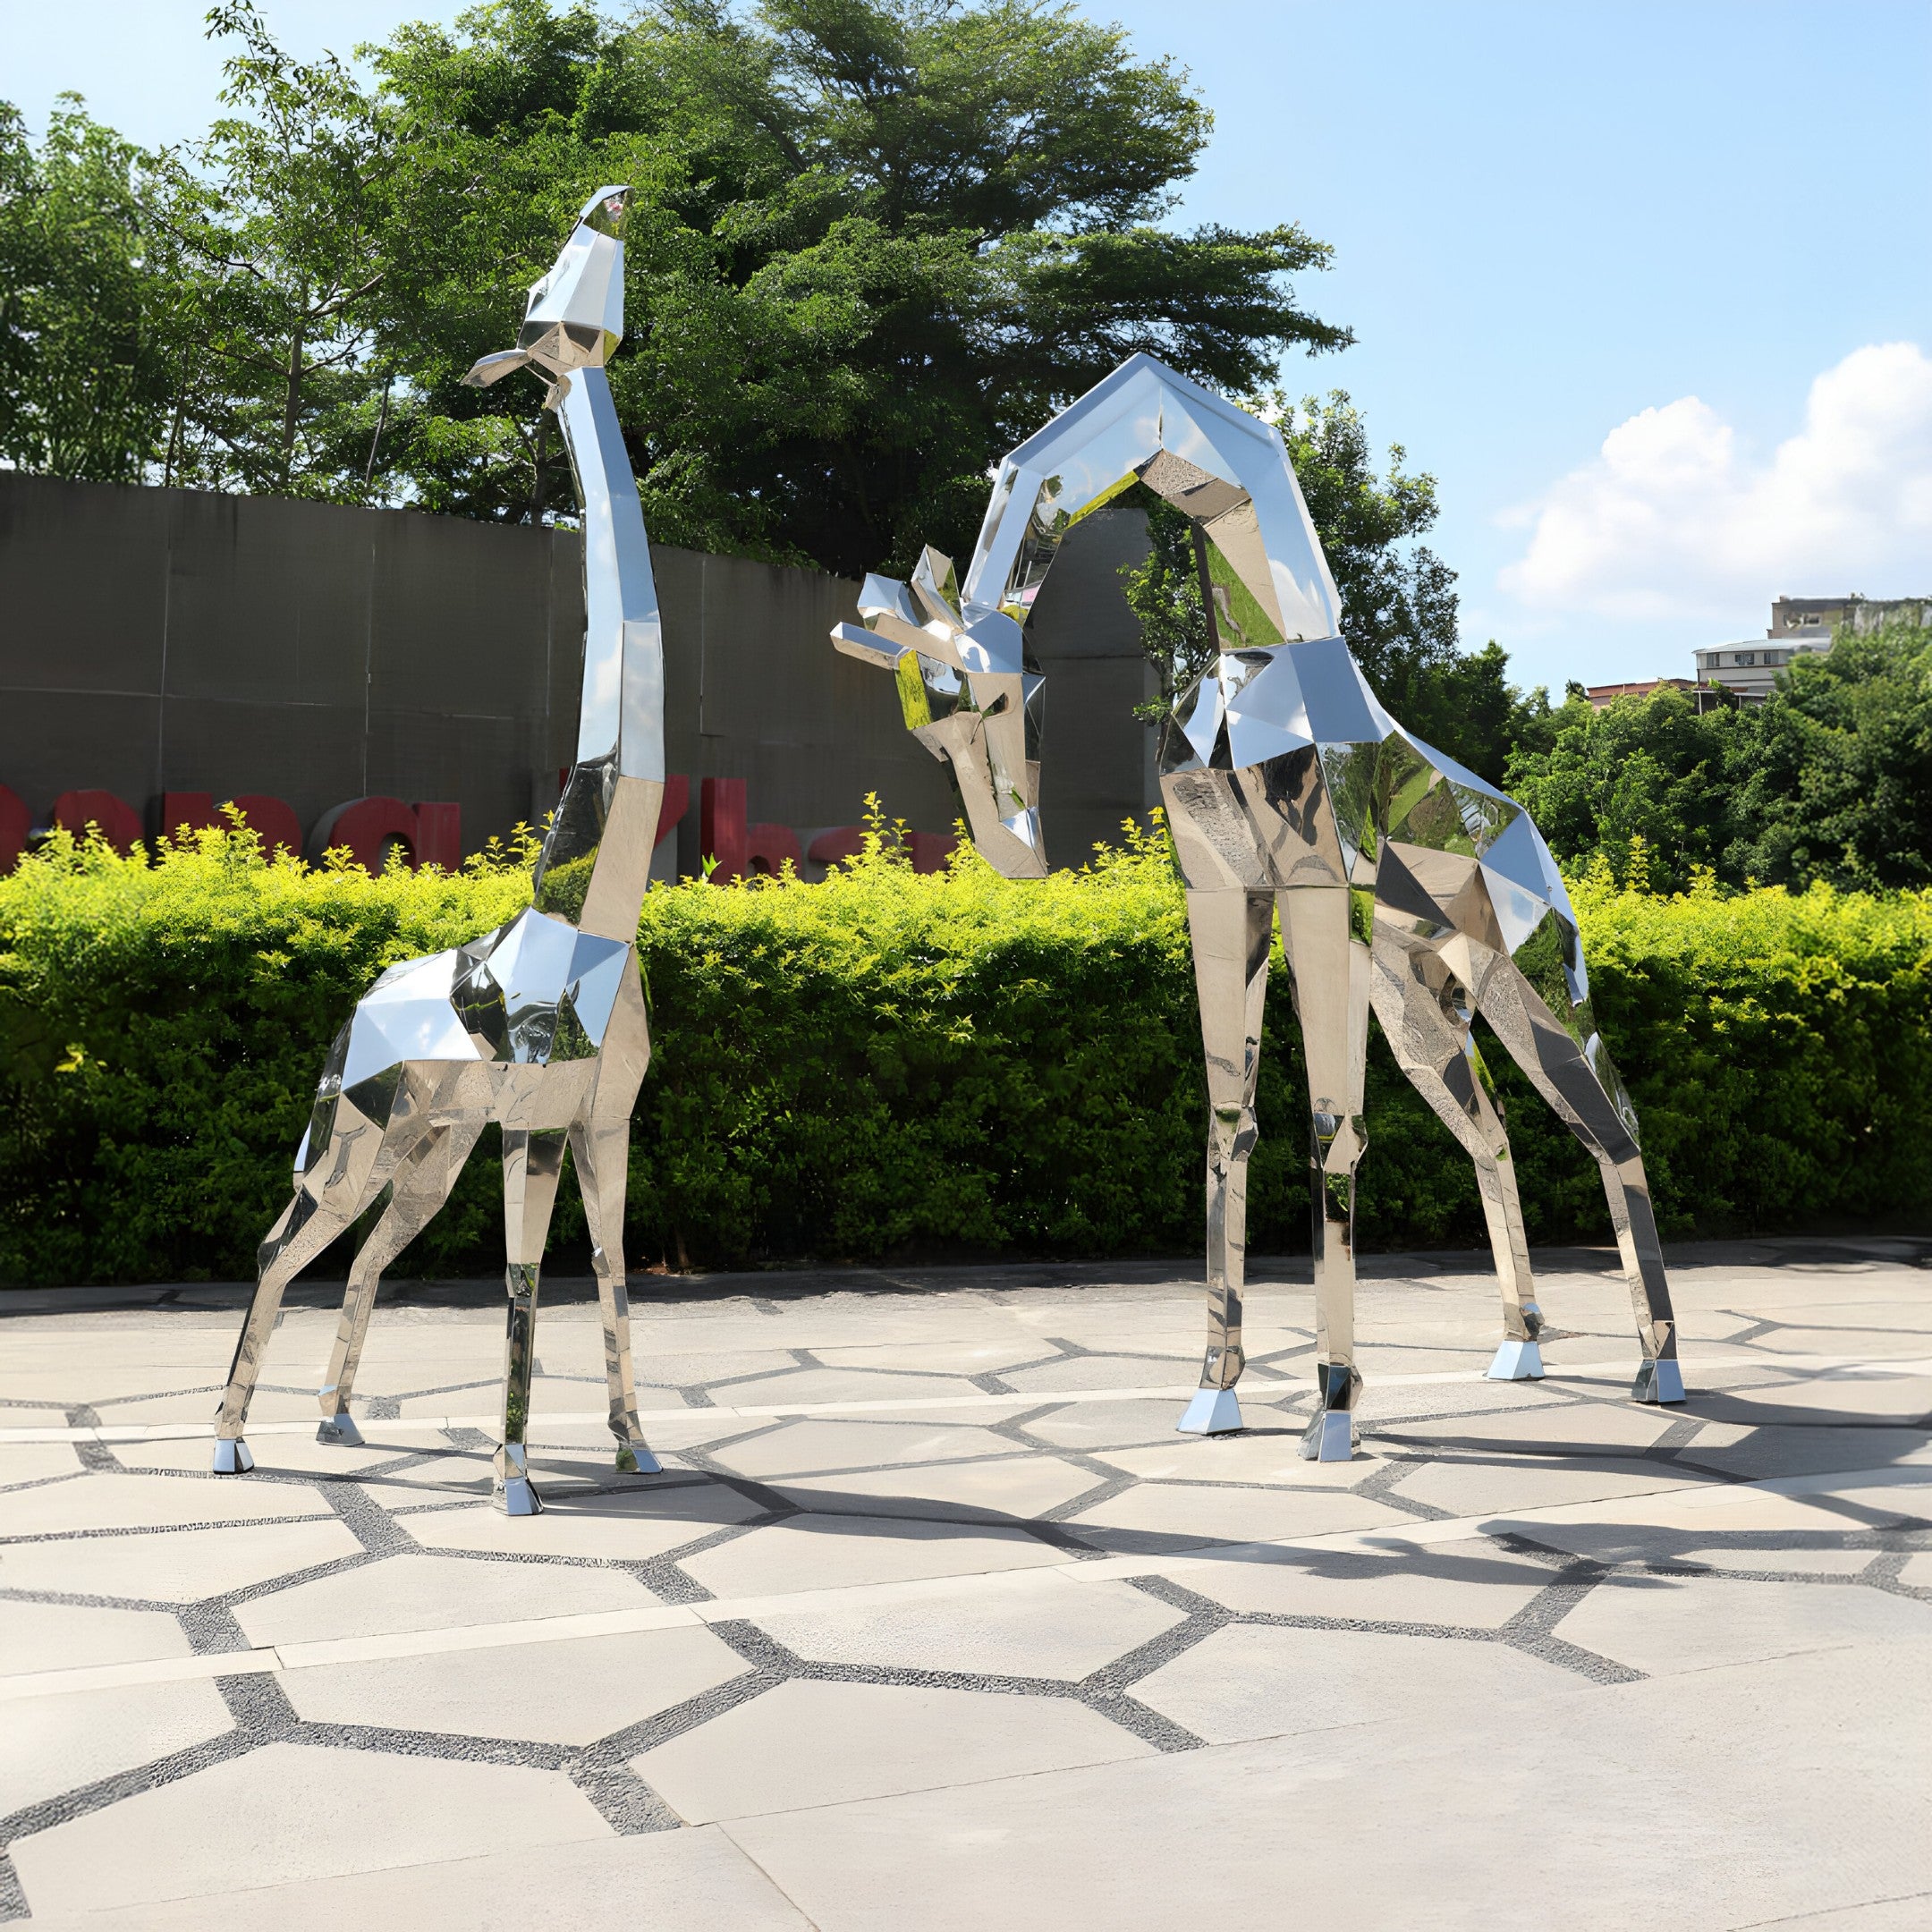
[632,1678,1156,1823]
[283,1622,750,1744]
[0,1240,1925,1928]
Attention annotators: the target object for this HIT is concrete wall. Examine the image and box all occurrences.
[0,473,1158,869]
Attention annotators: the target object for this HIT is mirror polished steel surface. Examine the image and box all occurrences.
[834,354,1683,1457]
[214,190,664,1512]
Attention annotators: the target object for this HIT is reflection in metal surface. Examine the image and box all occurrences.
[214,190,664,1513]
[835,354,1683,1457]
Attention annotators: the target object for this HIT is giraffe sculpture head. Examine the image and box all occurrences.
[833,351,1347,879]
[463,185,631,391]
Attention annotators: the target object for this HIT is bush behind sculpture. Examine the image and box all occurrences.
[2,819,1928,1285]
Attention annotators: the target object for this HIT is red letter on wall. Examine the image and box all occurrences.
[0,785,29,874]
[310,797,419,873]
[52,790,143,855]
[161,792,304,858]
[309,798,462,873]
[411,802,462,872]
[700,777,750,881]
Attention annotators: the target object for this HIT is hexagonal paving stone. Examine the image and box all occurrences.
[812,1341,1062,1377]
[0,1519,365,1604]
[754,1567,1186,1679]
[1132,1620,1572,1745]
[284,1622,750,1744]
[406,1480,764,1562]
[1388,1453,1710,1517]
[996,1355,1190,1394]
[1064,1482,1411,1552]
[1089,1432,1385,1488]
[679,1513,1066,1598]
[705,1419,1024,1480]
[1371,1395,1682,1454]
[1553,1571,1932,1677]
[9,1739,609,1919]
[631,1678,1153,1823]
[772,1453,1100,1523]
[0,1597,193,1677]
[1677,1423,1931,1481]
[705,1368,985,1408]
[1018,1398,1209,1453]
[0,1676,231,1815]
[0,1444,88,1483]
[119,1435,447,1479]
[1165,1542,1555,1624]
[234,1551,654,1648]
[0,1470,331,1537]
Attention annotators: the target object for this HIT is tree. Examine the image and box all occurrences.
[1731,621,1932,892]
[1118,389,1551,781]
[0,97,176,481]
[362,0,1349,567]
[146,1,399,499]
[1499,622,1932,894]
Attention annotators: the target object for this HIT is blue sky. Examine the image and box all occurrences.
[13,1,1930,693]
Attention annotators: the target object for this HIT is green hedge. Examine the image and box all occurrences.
[2,822,1928,1285]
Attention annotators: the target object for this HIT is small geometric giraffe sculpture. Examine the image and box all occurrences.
[834,353,1684,1460]
[212,187,665,1513]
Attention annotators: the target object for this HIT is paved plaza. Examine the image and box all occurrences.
[1,1239,1928,1929]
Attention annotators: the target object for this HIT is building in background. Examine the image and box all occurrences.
[1694,595,1931,705]
[1581,676,1701,710]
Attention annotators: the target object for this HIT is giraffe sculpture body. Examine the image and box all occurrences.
[834,353,1684,1460]
[212,188,665,1513]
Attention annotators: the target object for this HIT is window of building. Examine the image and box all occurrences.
[1733,651,1757,666]
[1802,614,1822,625]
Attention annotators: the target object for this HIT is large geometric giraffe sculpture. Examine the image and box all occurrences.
[212,188,665,1513]
[834,353,1684,1461]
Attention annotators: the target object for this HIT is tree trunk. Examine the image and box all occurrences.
[281,304,307,488]
[529,411,552,523]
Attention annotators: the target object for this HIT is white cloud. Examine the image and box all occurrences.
[1498,342,1932,624]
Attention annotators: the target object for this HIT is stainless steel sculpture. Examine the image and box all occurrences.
[213,188,663,1513]
[834,353,1683,1459]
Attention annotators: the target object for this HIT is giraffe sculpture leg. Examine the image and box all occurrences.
[496,1126,569,1513]
[571,1117,657,1473]
[1368,930,1543,1380]
[1280,885,1373,1461]
[1176,890,1272,1435]
[214,1105,404,1471]
[317,1118,488,1445]
[1472,954,1683,1403]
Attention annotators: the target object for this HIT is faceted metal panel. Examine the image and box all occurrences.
[214,191,669,1514]
[831,353,1685,1457]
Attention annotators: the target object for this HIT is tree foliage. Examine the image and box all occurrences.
[0,0,1349,571]
[0,98,176,480]
[1504,621,1932,895]
[4,819,1928,1284]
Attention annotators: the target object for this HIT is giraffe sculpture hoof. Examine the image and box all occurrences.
[211,1438,255,1475]
[1299,1411,1357,1462]
[494,1477,544,1516]
[1631,1358,1686,1404]
[1487,1338,1546,1381]
[317,1414,365,1447]
[614,1440,661,1474]
[1177,1388,1243,1436]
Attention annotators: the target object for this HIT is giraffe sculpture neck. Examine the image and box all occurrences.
[531,367,665,943]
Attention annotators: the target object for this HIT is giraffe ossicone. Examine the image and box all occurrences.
[834,352,1684,1459]
[212,187,665,1513]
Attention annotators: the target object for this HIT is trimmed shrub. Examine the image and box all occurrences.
[1,821,1927,1285]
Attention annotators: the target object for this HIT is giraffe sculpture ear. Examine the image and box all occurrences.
[832,622,902,672]
[462,348,533,387]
